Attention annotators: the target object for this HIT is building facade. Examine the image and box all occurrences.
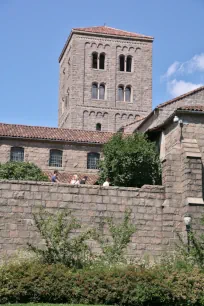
[58,26,153,132]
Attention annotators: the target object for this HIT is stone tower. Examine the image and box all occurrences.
[58,26,153,132]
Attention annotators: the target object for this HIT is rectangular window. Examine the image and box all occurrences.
[87,152,100,169]
[49,149,63,167]
[10,147,24,162]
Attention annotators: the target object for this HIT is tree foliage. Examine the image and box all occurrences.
[99,133,161,187]
[95,210,136,264]
[28,208,93,268]
[0,162,49,181]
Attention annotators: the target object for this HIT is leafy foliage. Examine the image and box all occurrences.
[99,133,161,187]
[178,216,204,268]
[0,162,49,181]
[0,261,204,305]
[95,210,136,264]
[28,208,93,268]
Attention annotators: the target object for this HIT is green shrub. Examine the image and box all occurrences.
[99,133,161,187]
[28,209,93,268]
[0,162,49,181]
[0,262,203,305]
[94,210,136,264]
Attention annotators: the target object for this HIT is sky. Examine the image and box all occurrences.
[0,0,204,127]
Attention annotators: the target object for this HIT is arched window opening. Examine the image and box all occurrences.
[10,147,24,162]
[119,55,125,71]
[118,85,124,101]
[96,123,101,131]
[99,84,105,100]
[126,56,132,72]
[125,86,131,102]
[99,53,105,69]
[49,149,63,167]
[87,152,100,169]
[92,52,98,69]
[92,83,98,99]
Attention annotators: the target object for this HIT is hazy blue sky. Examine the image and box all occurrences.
[0,0,204,127]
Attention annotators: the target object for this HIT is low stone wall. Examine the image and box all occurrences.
[0,180,175,259]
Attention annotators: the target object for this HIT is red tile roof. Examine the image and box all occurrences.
[45,171,98,185]
[73,26,153,40]
[136,86,204,131]
[59,25,153,62]
[0,123,113,144]
[177,105,204,112]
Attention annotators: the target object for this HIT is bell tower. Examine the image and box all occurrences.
[58,26,153,132]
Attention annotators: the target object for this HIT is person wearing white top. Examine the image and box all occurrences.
[70,174,80,185]
[103,178,110,187]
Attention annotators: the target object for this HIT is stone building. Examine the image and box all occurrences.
[58,26,153,132]
[0,25,154,182]
[1,26,204,258]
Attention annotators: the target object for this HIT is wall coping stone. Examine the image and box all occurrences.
[0,180,165,193]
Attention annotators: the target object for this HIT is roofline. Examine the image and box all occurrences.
[59,29,154,63]
[0,135,104,145]
[157,85,204,109]
[147,109,204,133]
[136,85,204,131]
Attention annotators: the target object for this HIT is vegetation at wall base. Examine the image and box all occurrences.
[0,261,204,305]
[99,133,161,187]
[0,161,49,181]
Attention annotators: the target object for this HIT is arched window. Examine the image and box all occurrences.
[92,52,98,69]
[119,55,125,71]
[92,83,98,99]
[87,152,100,169]
[118,85,124,101]
[99,83,105,100]
[125,86,131,102]
[126,56,132,72]
[99,53,105,69]
[49,149,63,167]
[96,123,101,131]
[10,147,24,162]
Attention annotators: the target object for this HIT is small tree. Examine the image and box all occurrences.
[95,210,136,264]
[99,133,161,187]
[0,162,49,181]
[28,208,93,268]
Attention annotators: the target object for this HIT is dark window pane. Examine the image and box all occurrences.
[125,87,131,102]
[49,149,62,167]
[99,53,105,69]
[92,83,98,99]
[99,84,105,100]
[118,86,124,101]
[96,123,101,131]
[119,55,125,71]
[87,152,100,169]
[10,147,24,162]
[126,56,132,72]
[92,53,98,69]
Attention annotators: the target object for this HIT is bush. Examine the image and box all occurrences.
[0,162,49,181]
[99,133,161,187]
[94,210,136,264]
[28,209,93,268]
[0,262,203,305]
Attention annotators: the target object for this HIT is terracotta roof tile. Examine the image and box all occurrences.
[73,26,153,40]
[0,123,113,144]
[45,171,98,185]
[177,105,204,112]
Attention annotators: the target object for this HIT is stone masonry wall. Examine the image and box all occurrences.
[59,33,152,131]
[0,181,170,259]
[0,139,101,174]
